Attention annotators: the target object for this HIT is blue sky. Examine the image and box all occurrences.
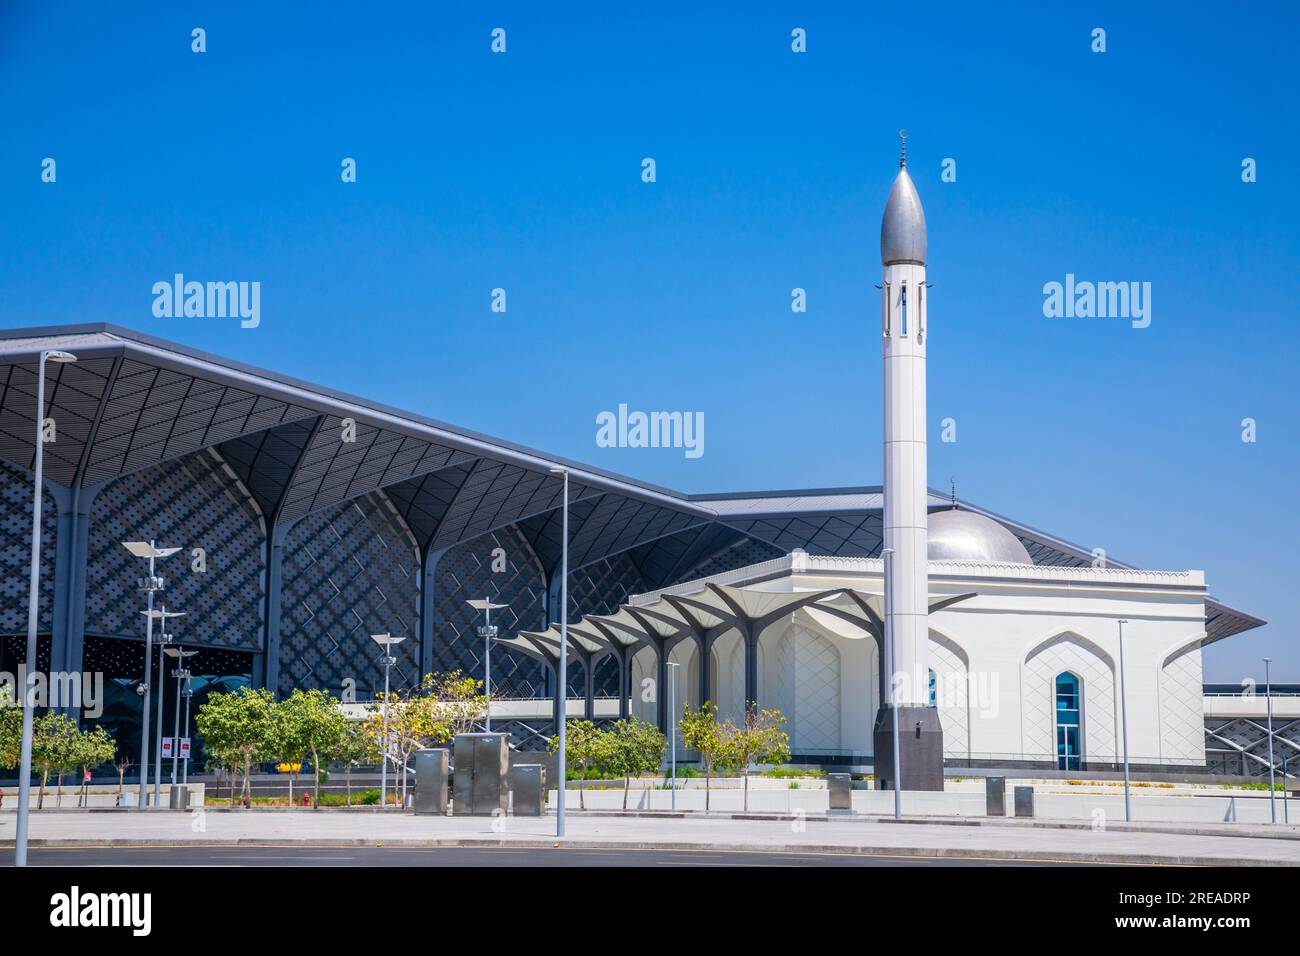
[2,2,1296,680]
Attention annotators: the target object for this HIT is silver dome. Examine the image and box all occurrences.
[880,166,927,266]
[928,509,1032,564]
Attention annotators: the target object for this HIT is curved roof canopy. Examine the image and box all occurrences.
[0,324,1265,643]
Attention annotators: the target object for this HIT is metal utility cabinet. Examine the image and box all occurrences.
[511,765,546,816]
[452,733,510,816]
[414,748,450,815]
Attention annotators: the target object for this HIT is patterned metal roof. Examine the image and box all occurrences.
[0,323,1265,641]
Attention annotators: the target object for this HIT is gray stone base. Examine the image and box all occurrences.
[873,705,945,791]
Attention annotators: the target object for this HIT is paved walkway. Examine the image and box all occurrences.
[2,809,1298,865]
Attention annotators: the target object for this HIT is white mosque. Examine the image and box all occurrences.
[513,141,1245,787]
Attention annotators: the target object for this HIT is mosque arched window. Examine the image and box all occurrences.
[1054,672,1081,770]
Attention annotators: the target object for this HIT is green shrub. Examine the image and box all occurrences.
[662,765,700,779]
[762,766,826,779]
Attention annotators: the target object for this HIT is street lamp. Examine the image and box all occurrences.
[123,540,183,809]
[1118,619,1131,822]
[370,633,406,809]
[14,348,77,868]
[881,547,901,820]
[466,599,507,731]
[164,646,198,786]
[667,660,679,810]
[151,606,185,806]
[1265,657,1276,823]
[548,465,569,837]
[180,672,195,787]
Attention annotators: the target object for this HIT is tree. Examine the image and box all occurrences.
[421,670,488,742]
[266,695,309,805]
[0,691,21,808]
[195,687,277,807]
[32,712,78,809]
[549,718,600,810]
[0,690,21,772]
[335,721,377,805]
[73,726,116,807]
[113,755,132,804]
[721,705,791,811]
[679,701,727,812]
[600,718,666,811]
[363,691,430,806]
[280,688,347,809]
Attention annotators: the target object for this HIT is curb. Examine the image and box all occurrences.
[4,835,1291,867]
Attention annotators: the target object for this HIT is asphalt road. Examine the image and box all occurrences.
[2,845,1068,866]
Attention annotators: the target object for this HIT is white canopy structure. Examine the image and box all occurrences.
[506,552,973,729]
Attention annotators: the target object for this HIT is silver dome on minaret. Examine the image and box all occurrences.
[880,135,927,266]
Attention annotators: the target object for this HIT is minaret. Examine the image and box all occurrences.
[874,132,944,790]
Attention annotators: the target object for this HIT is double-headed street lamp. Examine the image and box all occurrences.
[151,606,185,806]
[370,632,405,809]
[181,672,195,787]
[123,541,183,808]
[14,348,77,868]
[466,599,508,732]
[164,646,198,786]
[548,465,570,837]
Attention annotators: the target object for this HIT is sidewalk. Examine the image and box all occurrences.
[2,809,1298,866]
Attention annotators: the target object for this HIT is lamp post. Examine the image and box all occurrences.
[1283,750,1290,825]
[181,673,194,787]
[467,599,507,732]
[152,607,185,806]
[1265,657,1276,823]
[667,660,679,810]
[882,547,901,820]
[123,541,183,809]
[1118,619,1131,822]
[370,633,405,809]
[14,348,77,868]
[548,466,569,837]
[164,647,197,785]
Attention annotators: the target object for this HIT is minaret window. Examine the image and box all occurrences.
[917,283,925,343]
[900,282,908,337]
[883,281,891,338]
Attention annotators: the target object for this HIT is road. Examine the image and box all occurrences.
[1,844,1067,866]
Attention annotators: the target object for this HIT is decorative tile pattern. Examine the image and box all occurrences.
[1160,642,1206,765]
[85,450,265,651]
[0,460,56,638]
[1023,633,1117,763]
[281,490,419,696]
[432,524,547,698]
[773,624,840,753]
[929,633,970,759]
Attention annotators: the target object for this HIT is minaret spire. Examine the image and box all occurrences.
[875,138,944,790]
